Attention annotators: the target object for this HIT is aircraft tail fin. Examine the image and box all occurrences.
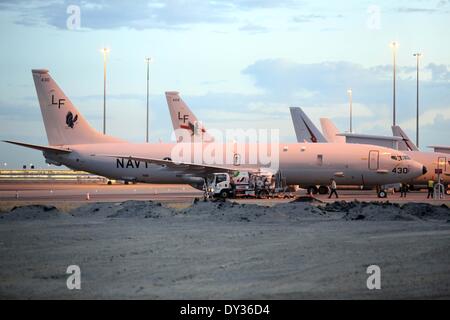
[392,125,419,151]
[32,69,123,146]
[289,107,327,143]
[165,91,213,142]
[320,118,345,143]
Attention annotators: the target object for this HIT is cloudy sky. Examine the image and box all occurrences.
[0,0,449,168]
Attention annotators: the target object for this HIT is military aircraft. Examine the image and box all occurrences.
[289,107,448,193]
[3,70,426,198]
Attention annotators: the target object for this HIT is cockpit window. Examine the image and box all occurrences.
[392,155,411,161]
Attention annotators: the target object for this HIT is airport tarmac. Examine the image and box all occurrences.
[0,183,448,206]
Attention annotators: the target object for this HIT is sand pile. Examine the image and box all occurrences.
[180,199,335,223]
[3,200,448,223]
[106,200,174,219]
[70,202,120,218]
[401,203,449,221]
[0,205,64,221]
[319,201,450,221]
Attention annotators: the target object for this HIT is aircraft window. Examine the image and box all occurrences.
[391,156,398,160]
[317,154,323,166]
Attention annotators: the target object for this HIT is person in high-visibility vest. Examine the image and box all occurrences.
[427,179,434,199]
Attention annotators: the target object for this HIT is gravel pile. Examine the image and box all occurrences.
[319,201,450,221]
[0,205,64,221]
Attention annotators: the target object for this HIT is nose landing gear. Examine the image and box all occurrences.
[376,185,387,198]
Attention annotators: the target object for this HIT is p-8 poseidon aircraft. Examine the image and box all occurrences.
[3,70,426,197]
[287,108,448,193]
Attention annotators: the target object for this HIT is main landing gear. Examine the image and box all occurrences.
[307,185,329,195]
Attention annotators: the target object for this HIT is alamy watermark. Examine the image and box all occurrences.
[66,5,81,30]
[66,265,81,290]
[366,5,381,30]
[366,265,381,290]
[169,127,280,172]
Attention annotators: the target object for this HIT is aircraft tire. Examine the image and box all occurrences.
[307,186,318,195]
[378,190,387,198]
[258,190,269,199]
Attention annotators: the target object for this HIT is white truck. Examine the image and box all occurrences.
[206,171,294,199]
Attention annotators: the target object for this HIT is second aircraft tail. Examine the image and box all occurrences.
[165,91,213,142]
[392,125,419,151]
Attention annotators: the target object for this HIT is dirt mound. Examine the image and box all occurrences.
[290,196,324,203]
[70,202,120,218]
[0,205,63,221]
[106,201,174,219]
[319,201,450,221]
[401,203,450,221]
[181,200,334,223]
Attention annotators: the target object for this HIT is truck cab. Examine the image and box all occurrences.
[207,173,234,198]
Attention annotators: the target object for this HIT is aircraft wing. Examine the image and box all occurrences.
[3,140,72,153]
[428,145,450,154]
[104,155,237,177]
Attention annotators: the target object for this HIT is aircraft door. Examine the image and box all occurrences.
[369,150,379,170]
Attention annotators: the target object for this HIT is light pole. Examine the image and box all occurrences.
[347,88,353,133]
[101,47,110,134]
[145,57,152,143]
[390,41,399,126]
[413,53,422,148]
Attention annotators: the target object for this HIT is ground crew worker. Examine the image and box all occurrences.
[400,183,408,198]
[230,176,236,197]
[328,178,338,199]
[427,179,434,199]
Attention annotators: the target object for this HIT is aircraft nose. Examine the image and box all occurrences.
[422,166,427,175]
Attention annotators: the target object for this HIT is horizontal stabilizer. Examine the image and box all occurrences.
[3,140,71,153]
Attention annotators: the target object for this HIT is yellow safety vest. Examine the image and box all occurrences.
[428,180,434,188]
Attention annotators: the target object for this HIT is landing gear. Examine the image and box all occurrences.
[258,189,269,199]
[307,186,318,195]
[376,185,387,198]
[377,190,387,198]
[202,178,209,201]
[318,185,329,195]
